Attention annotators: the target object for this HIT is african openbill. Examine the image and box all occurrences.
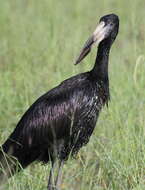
[0,14,119,189]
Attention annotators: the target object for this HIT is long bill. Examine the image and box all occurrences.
[75,21,106,65]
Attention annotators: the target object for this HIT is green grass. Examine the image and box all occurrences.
[0,0,145,189]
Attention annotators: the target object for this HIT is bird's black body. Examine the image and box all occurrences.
[0,14,119,189]
[2,71,109,166]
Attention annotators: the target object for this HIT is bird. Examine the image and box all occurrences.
[0,14,119,190]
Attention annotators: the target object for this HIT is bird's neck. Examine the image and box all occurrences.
[91,40,111,82]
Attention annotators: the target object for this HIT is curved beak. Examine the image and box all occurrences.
[75,21,106,65]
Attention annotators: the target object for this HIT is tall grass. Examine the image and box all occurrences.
[0,0,145,189]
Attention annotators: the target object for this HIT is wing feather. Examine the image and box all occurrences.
[9,79,87,148]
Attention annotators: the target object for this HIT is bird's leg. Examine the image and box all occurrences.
[48,160,55,190]
[55,160,64,190]
[47,160,64,190]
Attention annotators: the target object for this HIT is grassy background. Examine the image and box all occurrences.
[0,0,145,189]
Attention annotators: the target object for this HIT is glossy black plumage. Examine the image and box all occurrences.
[2,72,109,164]
[0,14,119,189]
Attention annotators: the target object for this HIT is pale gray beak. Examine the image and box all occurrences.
[75,21,106,65]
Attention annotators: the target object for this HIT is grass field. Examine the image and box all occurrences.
[0,0,145,189]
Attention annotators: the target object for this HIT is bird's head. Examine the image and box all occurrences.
[75,14,119,65]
